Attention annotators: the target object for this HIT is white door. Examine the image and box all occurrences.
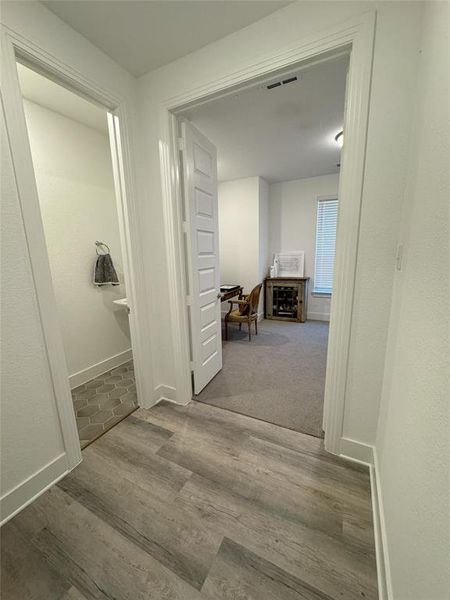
[181,121,222,394]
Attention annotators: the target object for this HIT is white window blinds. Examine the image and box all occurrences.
[314,198,338,294]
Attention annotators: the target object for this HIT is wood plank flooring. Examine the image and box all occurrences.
[1,400,378,600]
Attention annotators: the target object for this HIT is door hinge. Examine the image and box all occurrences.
[190,360,195,371]
[178,137,185,152]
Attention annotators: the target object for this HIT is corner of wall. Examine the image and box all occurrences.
[152,383,180,406]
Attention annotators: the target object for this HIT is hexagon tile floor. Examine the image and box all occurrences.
[71,360,138,448]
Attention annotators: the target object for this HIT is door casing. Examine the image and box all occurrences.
[0,23,151,512]
[158,10,376,457]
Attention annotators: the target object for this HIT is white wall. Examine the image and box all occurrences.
[218,176,269,315]
[219,177,260,295]
[1,1,142,523]
[258,178,270,287]
[137,0,423,449]
[375,2,449,598]
[269,174,339,320]
[22,99,131,385]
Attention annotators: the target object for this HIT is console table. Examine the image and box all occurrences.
[264,277,309,323]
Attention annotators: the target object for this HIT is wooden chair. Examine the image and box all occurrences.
[224,283,262,341]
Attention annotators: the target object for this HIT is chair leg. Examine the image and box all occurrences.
[239,323,242,331]
[248,318,251,341]
[255,317,258,335]
[224,318,228,341]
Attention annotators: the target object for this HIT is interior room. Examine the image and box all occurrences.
[1,2,448,600]
[16,64,138,448]
[179,54,347,438]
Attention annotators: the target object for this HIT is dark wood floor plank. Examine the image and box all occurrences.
[2,400,377,600]
[104,414,175,452]
[201,537,335,600]
[139,400,369,476]
[58,450,223,590]
[157,427,374,548]
[30,487,202,600]
[9,478,75,539]
[1,521,71,600]
[176,474,377,600]
[86,423,192,501]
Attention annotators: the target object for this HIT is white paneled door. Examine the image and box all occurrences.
[181,121,222,394]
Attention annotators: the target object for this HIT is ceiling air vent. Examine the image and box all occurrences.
[266,75,298,90]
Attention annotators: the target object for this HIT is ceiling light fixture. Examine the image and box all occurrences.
[335,130,344,148]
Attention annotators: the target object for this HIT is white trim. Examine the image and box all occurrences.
[158,113,193,404]
[69,349,132,389]
[1,27,82,472]
[106,109,154,409]
[371,448,394,600]
[153,383,179,404]
[159,11,376,456]
[0,23,152,516]
[307,312,330,322]
[0,453,71,525]
[338,445,391,600]
[340,437,374,464]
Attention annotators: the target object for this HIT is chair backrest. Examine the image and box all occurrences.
[239,283,262,315]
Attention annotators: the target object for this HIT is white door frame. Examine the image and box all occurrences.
[158,11,376,455]
[1,24,152,473]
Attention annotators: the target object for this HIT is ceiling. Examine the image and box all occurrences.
[181,54,348,183]
[41,0,291,77]
[17,62,108,133]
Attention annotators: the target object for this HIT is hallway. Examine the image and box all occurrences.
[1,400,377,600]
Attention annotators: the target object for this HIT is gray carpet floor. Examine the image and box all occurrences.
[196,319,329,438]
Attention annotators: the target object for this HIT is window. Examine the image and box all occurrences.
[314,198,338,295]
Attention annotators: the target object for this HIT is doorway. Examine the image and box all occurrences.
[176,54,347,438]
[16,62,139,448]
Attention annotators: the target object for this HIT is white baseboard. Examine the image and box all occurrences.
[338,440,392,600]
[340,437,374,464]
[307,312,330,321]
[371,449,393,600]
[69,348,132,389]
[0,453,71,525]
[153,383,178,404]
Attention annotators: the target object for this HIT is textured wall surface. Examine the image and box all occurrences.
[375,2,450,598]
